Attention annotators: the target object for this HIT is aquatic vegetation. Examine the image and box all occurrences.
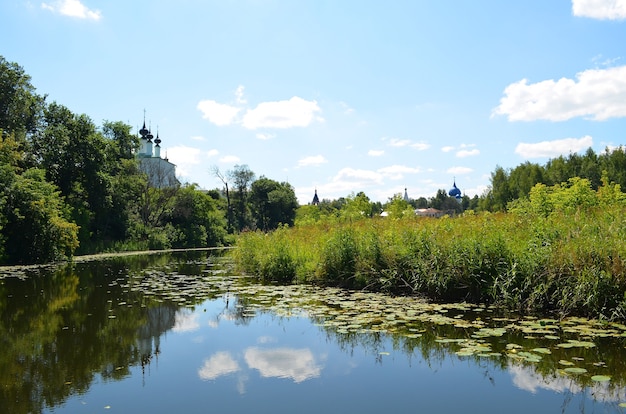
[231,206,626,320]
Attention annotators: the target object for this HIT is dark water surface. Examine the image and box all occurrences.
[1,250,625,414]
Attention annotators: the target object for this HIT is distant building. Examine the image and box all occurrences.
[137,120,179,189]
[415,208,445,218]
[448,179,462,201]
[312,189,320,205]
[403,188,410,203]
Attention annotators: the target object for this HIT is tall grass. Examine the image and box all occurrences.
[230,208,626,320]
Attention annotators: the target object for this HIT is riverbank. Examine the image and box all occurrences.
[230,207,626,321]
[0,247,232,277]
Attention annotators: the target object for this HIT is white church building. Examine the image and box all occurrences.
[137,121,180,189]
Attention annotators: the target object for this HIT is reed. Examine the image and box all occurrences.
[231,206,626,320]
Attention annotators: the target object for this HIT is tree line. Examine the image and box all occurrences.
[3,54,626,264]
[0,56,300,265]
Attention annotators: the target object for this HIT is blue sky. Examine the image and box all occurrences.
[2,0,625,203]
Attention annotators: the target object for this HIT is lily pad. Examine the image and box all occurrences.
[591,375,611,382]
[563,367,587,374]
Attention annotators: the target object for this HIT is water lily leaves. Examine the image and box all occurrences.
[472,327,507,338]
[590,375,611,382]
[531,348,552,355]
[558,360,575,366]
[557,340,596,349]
[563,367,587,374]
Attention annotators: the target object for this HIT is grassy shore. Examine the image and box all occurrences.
[230,207,626,320]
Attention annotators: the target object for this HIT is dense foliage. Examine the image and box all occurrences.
[0,56,301,265]
[0,56,230,264]
[233,177,626,320]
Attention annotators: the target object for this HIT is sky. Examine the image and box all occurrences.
[1,0,626,204]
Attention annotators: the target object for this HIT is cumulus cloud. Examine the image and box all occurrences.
[166,145,202,177]
[572,0,626,20]
[297,155,328,167]
[242,97,322,129]
[235,85,247,104]
[41,0,101,20]
[441,146,455,153]
[207,149,219,157]
[368,150,385,157]
[457,149,480,158]
[515,135,593,158]
[197,100,241,126]
[493,66,626,121]
[411,142,431,151]
[386,138,412,147]
[384,137,430,150]
[378,165,421,180]
[256,133,275,140]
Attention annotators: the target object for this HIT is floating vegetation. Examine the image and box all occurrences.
[591,375,611,382]
[563,367,588,374]
[104,252,626,393]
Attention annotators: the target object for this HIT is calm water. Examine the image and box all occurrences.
[1,250,625,414]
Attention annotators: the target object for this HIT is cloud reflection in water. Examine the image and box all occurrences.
[197,347,322,385]
[244,347,322,383]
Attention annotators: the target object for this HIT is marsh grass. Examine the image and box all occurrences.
[231,207,626,320]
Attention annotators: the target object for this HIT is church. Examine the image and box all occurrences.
[136,120,180,188]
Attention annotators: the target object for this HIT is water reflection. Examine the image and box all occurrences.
[197,341,322,384]
[198,351,240,380]
[244,347,322,383]
[510,363,626,403]
[1,250,625,414]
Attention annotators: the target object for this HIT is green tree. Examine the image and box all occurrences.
[228,164,255,232]
[0,135,78,264]
[385,193,412,219]
[250,177,298,230]
[0,56,46,141]
[167,184,227,247]
[341,191,374,220]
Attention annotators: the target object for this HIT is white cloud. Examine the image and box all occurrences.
[166,145,202,177]
[441,146,455,153]
[572,0,626,20]
[197,100,241,126]
[256,133,275,140]
[219,155,241,163]
[198,352,240,380]
[242,97,321,129]
[191,135,206,141]
[298,155,328,167]
[447,166,473,175]
[384,138,430,150]
[172,309,199,332]
[493,65,626,121]
[378,165,421,180]
[386,138,411,147]
[235,85,247,104]
[340,101,355,115]
[515,135,593,158]
[457,149,480,158]
[334,168,383,185]
[207,149,219,157]
[410,141,431,151]
[368,149,385,157]
[41,0,101,20]
[244,347,321,383]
